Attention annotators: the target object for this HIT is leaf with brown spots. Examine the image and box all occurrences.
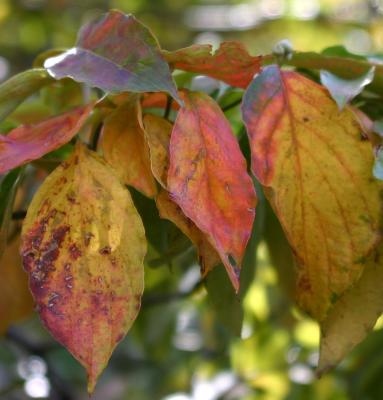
[162,41,261,89]
[241,65,383,321]
[143,113,220,274]
[0,105,92,174]
[318,247,383,374]
[0,236,34,334]
[101,100,157,197]
[168,91,256,291]
[20,142,146,393]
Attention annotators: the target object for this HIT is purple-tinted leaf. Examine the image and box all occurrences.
[44,11,181,104]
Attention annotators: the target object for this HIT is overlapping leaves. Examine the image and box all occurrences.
[0,7,382,395]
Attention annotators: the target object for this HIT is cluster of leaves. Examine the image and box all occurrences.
[1,9,383,394]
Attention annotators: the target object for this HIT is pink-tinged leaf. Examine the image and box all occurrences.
[0,106,92,174]
[45,11,181,103]
[241,65,383,320]
[163,41,262,89]
[167,91,256,291]
[143,114,220,274]
[21,143,146,393]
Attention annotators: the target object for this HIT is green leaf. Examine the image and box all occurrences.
[321,45,366,60]
[0,69,53,123]
[0,167,24,260]
[320,67,375,110]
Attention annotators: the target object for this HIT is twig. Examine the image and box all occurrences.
[221,97,242,112]
[142,279,203,307]
[89,122,103,152]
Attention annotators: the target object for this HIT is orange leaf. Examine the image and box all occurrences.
[21,143,146,392]
[0,236,34,334]
[242,65,383,320]
[168,91,256,291]
[143,113,220,274]
[101,101,157,197]
[163,41,261,89]
[142,114,172,188]
[141,92,180,111]
[0,106,92,174]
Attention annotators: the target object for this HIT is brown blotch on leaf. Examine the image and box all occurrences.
[69,243,82,260]
[99,246,112,255]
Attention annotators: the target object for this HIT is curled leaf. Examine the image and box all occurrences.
[242,65,383,320]
[142,113,173,188]
[101,101,157,197]
[0,106,92,174]
[163,41,261,89]
[168,91,256,291]
[45,10,180,103]
[21,143,146,392]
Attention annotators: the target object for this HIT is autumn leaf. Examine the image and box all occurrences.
[142,93,180,112]
[0,236,34,334]
[241,64,383,320]
[142,113,173,188]
[318,247,383,375]
[44,10,180,103]
[0,105,92,174]
[168,91,256,291]
[143,113,220,274]
[20,143,146,393]
[101,100,157,197]
[163,41,261,89]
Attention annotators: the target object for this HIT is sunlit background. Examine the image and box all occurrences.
[1,0,383,399]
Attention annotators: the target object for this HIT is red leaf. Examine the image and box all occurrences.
[0,106,92,174]
[168,91,256,291]
[163,41,262,89]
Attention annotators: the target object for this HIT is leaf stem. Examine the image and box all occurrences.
[221,97,243,112]
[89,122,103,152]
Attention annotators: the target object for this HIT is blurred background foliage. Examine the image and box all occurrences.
[1,0,383,399]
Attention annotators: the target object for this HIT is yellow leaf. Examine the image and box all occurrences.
[21,142,146,393]
[101,100,157,197]
[318,247,383,374]
[0,236,34,334]
[242,65,383,320]
[143,113,172,188]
